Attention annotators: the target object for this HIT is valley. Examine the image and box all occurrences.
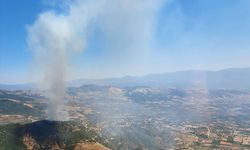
[1,85,250,149]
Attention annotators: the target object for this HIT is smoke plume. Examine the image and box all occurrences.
[27,0,164,120]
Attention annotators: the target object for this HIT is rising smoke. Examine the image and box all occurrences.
[27,0,165,120]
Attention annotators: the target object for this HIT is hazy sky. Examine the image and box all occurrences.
[1,0,250,84]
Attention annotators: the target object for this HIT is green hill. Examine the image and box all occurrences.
[0,120,110,150]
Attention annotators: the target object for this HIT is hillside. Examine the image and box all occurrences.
[0,120,110,150]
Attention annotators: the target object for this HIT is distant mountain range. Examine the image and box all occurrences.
[69,67,250,89]
[0,83,36,90]
[1,67,250,90]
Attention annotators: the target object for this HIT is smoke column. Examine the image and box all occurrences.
[27,0,164,120]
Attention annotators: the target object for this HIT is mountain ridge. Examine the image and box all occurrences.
[1,67,250,90]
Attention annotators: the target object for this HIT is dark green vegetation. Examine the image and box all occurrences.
[0,90,46,118]
[0,99,36,116]
[0,120,109,150]
[0,124,26,150]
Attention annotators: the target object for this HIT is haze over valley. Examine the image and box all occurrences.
[1,0,250,149]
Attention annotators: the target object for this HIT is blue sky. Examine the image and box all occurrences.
[1,0,250,84]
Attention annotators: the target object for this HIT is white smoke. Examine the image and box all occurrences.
[27,0,165,120]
